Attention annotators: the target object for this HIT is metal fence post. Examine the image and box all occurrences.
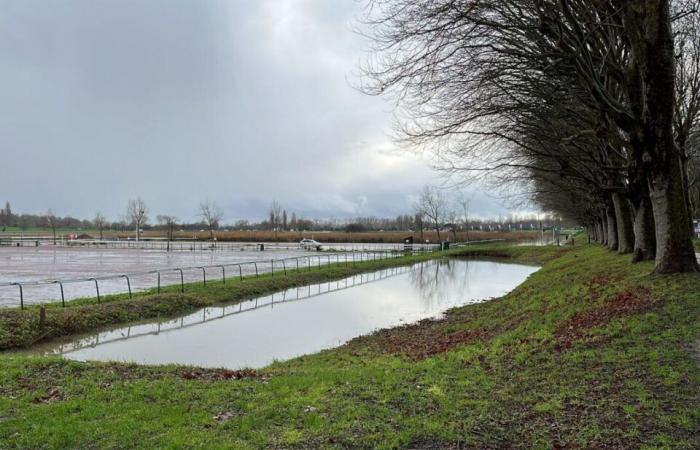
[157,271,161,293]
[271,259,274,277]
[254,262,259,277]
[199,267,207,286]
[176,268,184,293]
[220,265,226,284]
[282,259,287,276]
[122,275,132,299]
[53,280,65,307]
[238,265,243,281]
[13,283,24,310]
[90,278,101,303]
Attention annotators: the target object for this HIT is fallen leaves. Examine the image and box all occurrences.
[368,319,490,360]
[555,287,655,350]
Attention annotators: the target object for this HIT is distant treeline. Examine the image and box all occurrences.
[0,200,566,234]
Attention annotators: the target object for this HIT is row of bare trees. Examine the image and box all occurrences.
[127,198,223,242]
[412,186,473,243]
[362,0,700,273]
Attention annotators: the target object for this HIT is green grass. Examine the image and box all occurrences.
[0,243,698,449]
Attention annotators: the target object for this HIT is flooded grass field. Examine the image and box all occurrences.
[33,258,539,369]
[0,245,332,307]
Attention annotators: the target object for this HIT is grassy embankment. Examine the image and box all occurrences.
[1,243,699,449]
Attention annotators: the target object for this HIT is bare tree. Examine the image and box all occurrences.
[418,186,446,242]
[157,215,178,251]
[457,193,471,242]
[94,212,106,240]
[445,209,458,242]
[269,200,282,240]
[199,201,223,242]
[412,204,425,242]
[126,198,148,242]
[46,209,57,244]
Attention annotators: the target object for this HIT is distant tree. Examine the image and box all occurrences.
[234,219,250,229]
[418,186,447,242]
[93,212,106,240]
[345,223,367,233]
[269,200,282,240]
[282,210,288,231]
[46,209,57,244]
[456,193,471,242]
[445,209,458,242]
[413,207,425,242]
[157,215,178,251]
[199,201,223,242]
[3,201,12,227]
[126,198,148,241]
[290,212,297,230]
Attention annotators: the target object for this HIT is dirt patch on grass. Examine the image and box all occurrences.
[31,387,63,404]
[556,288,655,350]
[180,368,264,381]
[362,319,490,360]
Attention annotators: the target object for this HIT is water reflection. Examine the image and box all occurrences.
[35,259,539,369]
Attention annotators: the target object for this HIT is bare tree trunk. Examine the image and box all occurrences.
[623,0,698,273]
[612,192,634,254]
[606,204,618,251]
[631,193,656,262]
[601,216,608,247]
[593,222,600,243]
[649,161,699,272]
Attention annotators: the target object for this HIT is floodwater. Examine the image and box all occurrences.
[35,258,539,369]
[0,245,382,307]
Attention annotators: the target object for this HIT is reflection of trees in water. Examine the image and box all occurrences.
[409,259,474,310]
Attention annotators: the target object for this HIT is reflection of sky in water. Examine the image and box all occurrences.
[37,259,538,369]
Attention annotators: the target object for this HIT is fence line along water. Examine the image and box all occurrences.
[0,238,436,252]
[0,247,441,309]
[46,263,421,355]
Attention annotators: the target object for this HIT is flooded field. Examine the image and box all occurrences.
[34,258,539,369]
[0,245,365,307]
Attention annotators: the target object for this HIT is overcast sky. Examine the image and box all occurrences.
[0,0,512,222]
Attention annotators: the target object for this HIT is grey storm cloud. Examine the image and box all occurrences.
[0,0,510,222]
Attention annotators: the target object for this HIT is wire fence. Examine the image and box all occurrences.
[0,247,441,309]
[47,263,423,355]
[0,238,436,252]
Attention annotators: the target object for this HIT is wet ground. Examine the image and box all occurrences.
[32,258,539,369]
[0,245,339,306]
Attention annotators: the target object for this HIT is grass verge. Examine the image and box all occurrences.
[0,243,698,449]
